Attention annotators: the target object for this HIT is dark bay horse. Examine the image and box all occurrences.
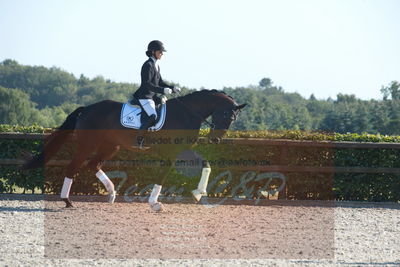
[22,90,246,210]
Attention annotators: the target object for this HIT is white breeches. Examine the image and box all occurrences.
[139,99,157,118]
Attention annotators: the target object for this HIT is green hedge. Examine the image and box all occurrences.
[1,124,399,202]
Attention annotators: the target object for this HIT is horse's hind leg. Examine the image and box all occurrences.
[87,144,121,204]
[61,142,98,208]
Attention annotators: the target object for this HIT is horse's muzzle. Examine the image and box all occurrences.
[208,129,226,144]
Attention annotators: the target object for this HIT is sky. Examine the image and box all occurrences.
[0,0,399,100]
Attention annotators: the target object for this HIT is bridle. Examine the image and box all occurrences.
[173,92,240,130]
[173,95,215,129]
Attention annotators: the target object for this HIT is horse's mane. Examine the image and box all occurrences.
[175,89,235,103]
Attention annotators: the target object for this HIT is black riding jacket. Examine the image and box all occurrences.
[133,58,173,100]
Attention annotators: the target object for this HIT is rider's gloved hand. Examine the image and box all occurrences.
[160,95,167,104]
[163,88,172,94]
[172,86,181,93]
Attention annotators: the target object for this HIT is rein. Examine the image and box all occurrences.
[173,93,215,129]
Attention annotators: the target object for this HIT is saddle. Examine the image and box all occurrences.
[120,98,167,130]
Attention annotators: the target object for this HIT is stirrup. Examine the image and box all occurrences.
[131,136,150,150]
[130,144,150,150]
[138,137,149,150]
[138,137,150,150]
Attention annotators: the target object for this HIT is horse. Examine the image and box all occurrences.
[21,89,246,211]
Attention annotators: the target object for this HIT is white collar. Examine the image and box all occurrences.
[150,56,159,71]
[150,56,158,63]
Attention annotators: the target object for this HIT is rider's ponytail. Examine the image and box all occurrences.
[145,50,152,57]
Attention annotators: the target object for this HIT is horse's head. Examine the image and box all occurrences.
[172,90,247,142]
[208,102,247,144]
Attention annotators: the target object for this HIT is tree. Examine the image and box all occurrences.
[0,86,39,125]
[369,101,390,134]
[335,93,357,103]
[1,60,398,135]
[259,78,273,88]
[306,95,332,129]
[320,102,355,134]
[381,81,400,100]
[353,104,371,133]
[0,60,78,108]
[386,101,400,135]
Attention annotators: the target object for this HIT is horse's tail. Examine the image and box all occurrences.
[20,106,85,170]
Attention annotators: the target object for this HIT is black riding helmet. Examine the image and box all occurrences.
[148,40,166,52]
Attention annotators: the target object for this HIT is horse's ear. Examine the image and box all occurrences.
[234,104,247,110]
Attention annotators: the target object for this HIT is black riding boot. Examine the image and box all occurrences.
[134,114,157,149]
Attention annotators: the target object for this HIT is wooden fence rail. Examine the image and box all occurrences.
[1,132,400,174]
[2,132,400,149]
[1,158,400,174]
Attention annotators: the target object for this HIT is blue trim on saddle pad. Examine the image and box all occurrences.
[120,102,167,131]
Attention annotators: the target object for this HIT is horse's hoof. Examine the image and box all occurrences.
[191,189,206,203]
[149,202,164,212]
[62,198,74,208]
[108,191,116,204]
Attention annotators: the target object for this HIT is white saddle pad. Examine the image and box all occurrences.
[120,102,167,131]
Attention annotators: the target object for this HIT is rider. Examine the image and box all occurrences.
[132,40,181,148]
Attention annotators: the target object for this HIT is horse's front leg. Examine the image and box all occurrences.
[148,164,172,212]
[191,161,211,202]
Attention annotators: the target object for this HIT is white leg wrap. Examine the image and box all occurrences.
[192,167,211,202]
[197,167,211,193]
[149,184,162,204]
[96,170,115,194]
[61,177,73,199]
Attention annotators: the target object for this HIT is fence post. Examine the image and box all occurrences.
[278,145,288,200]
